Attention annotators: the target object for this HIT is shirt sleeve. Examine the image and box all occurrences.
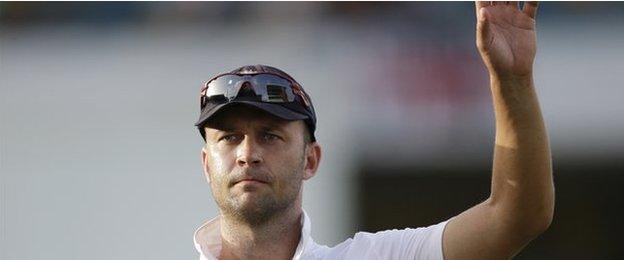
[344,220,449,260]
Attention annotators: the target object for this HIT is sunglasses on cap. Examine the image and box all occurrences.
[199,73,311,109]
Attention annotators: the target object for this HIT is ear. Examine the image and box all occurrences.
[201,146,211,184]
[302,142,322,180]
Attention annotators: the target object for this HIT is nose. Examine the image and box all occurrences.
[236,136,263,167]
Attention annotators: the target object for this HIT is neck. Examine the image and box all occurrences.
[219,203,303,260]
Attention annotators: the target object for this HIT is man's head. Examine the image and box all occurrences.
[195,65,317,143]
[195,65,321,225]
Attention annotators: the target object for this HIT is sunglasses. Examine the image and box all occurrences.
[199,73,311,109]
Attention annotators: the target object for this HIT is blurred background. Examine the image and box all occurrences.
[1,2,623,259]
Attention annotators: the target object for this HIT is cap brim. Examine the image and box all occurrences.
[195,101,309,127]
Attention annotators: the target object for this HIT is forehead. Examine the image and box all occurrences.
[204,105,294,131]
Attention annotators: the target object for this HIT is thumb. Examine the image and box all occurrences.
[476,7,492,52]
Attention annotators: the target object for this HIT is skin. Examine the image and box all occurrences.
[201,105,321,260]
[442,2,554,260]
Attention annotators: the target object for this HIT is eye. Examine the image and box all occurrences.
[262,133,281,142]
[219,134,240,143]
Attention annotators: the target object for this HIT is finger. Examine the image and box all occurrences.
[476,7,492,52]
[509,1,520,9]
[475,1,489,19]
[476,8,489,35]
[523,1,539,19]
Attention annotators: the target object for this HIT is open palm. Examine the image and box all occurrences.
[476,1,538,78]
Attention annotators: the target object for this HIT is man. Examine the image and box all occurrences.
[193,1,554,259]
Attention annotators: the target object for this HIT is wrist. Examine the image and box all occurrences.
[490,72,534,88]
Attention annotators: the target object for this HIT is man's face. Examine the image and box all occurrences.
[201,106,321,225]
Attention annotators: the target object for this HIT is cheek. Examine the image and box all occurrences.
[268,147,305,187]
[206,149,235,183]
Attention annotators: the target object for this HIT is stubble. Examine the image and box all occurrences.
[215,151,306,227]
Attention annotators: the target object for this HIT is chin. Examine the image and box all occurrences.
[232,197,279,226]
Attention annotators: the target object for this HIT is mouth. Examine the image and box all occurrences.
[230,170,271,187]
[234,178,268,185]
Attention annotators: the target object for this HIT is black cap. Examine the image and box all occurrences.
[195,65,317,142]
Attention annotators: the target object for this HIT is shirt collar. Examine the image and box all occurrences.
[193,209,315,260]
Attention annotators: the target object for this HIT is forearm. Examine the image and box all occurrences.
[442,3,551,259]
[488,74,554,235]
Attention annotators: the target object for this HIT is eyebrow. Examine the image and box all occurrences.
[254,124,287,134]
[208,122,287,134]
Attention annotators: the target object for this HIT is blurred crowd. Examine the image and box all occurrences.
[3,2,623,28]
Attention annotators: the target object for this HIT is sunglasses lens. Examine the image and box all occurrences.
[251,74,296,103]
[206,75,243,100]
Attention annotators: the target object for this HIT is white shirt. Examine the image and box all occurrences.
[194,210,448,260]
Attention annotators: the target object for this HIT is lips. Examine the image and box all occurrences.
[231,172,271,186]
[236,178,267,184]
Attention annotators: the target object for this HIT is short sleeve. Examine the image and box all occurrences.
[342,221,449,260]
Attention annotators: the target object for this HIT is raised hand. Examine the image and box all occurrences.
[475,1,538,79]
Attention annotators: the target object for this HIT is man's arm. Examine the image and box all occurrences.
[442,2,554,259]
